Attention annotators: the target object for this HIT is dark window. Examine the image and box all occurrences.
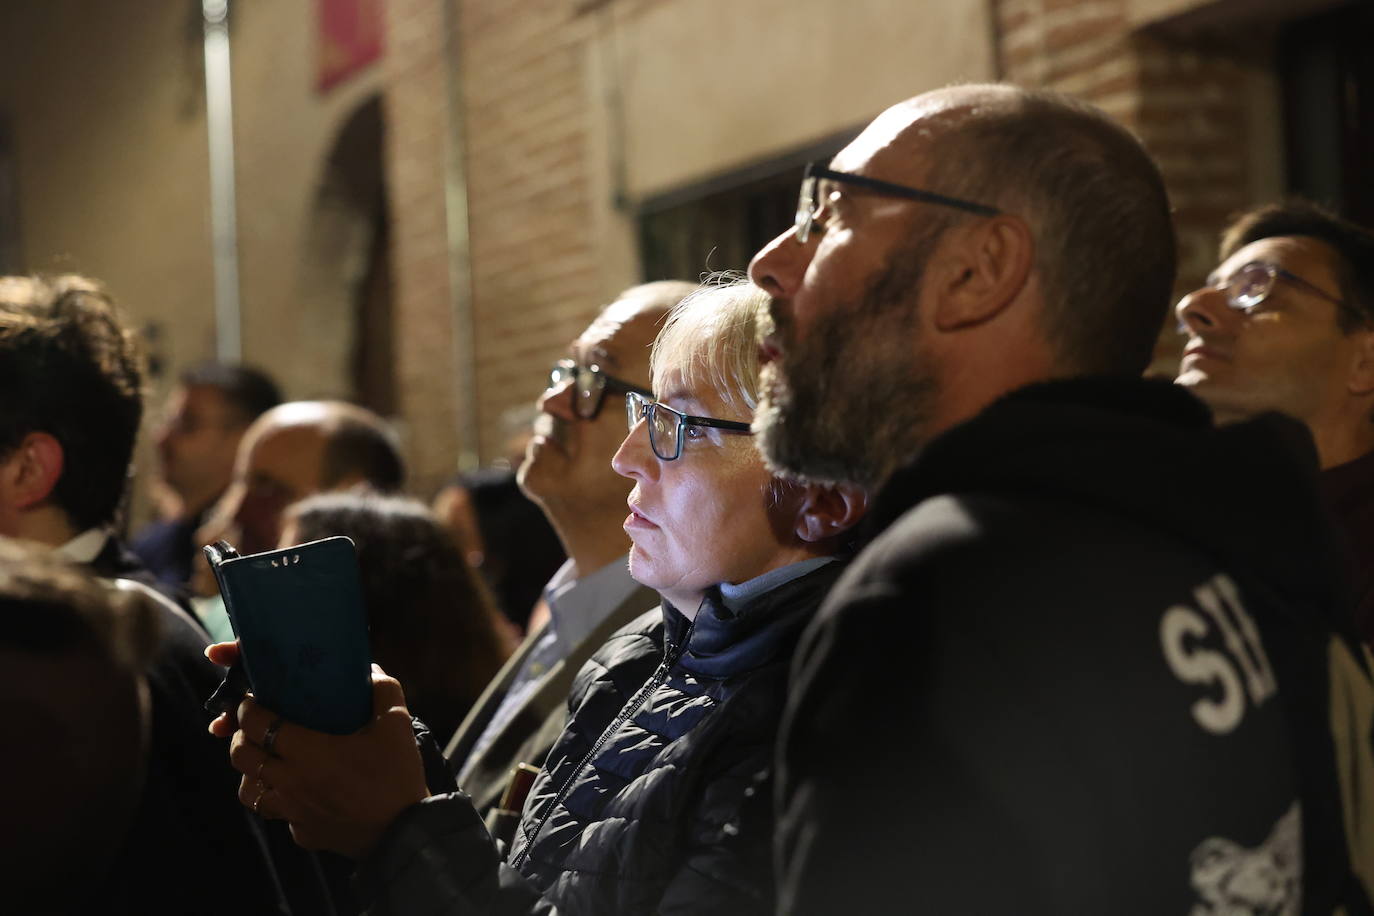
[637,132,853,282]
[1279,2,1374,226]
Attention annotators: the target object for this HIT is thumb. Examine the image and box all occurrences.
[206,639,241,666]
[371,665,408,715]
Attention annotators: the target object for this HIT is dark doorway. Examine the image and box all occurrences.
[1279,2,1374,225]
[636,132,854,282]
[308,95,395,414]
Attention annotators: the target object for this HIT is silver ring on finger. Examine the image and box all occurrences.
[251,782,269,816]
[261,717,284,757]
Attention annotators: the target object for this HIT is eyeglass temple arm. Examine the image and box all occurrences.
[808,166,1000,217]
[681,414,752,432]
[1275,267,1346,308]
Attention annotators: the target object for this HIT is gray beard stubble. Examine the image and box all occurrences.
[755,232,942,490]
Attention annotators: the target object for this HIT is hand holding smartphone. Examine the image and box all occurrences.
[203,536,372,735]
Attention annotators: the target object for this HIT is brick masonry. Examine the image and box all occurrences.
[384,0,461,497]
[385,0,607,492]
[994,0,1255,372]
[384,0,1274,482]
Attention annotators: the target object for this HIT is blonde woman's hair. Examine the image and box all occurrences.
[650,274,768,412]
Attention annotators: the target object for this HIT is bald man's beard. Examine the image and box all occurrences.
[755,242,940,491]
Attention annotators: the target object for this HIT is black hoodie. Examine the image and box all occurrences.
[777,377,1373,916]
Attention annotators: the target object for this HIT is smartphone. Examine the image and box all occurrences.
[203,536,372,735]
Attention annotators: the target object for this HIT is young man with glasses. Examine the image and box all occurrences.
[748,85,1373,913]
[1177,201,1374,645]
[443,280,693,843]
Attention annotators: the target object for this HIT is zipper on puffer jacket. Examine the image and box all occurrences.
[512,619,696,870]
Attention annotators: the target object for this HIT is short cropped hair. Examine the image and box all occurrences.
[0,275,145,530]
[318,402,406,492]
[1220,200,1374,332]
[923,86,1176,377]
[179,362,282,426]
[650,276,768,413]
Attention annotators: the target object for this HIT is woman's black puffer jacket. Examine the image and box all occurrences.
[354,561,844,916]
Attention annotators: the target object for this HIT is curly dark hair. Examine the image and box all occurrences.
[0,275,144,530]
[285,491,515,740]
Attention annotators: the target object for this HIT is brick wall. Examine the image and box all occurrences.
[385,0,1279,473]
[385,0,610,487]
[460,0,602,465]
[384,0,461,497]
[995,0,1256,369]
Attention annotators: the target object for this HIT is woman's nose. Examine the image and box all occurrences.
[612,416,655,480]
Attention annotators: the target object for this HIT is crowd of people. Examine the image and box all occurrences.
[2,82,1372,915]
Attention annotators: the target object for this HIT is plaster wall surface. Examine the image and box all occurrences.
[0,0,385,521]
[608,0,997,198]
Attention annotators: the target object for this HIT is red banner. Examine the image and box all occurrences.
[317,0,384,93]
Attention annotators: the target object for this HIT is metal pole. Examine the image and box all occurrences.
[203,0,241,363]
[441,0,481,471]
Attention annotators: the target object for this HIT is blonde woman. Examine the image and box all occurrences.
[218,280,867,915]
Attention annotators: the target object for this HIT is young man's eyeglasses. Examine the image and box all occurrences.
[549,359,653,420]
[794,160,1001,244]
[1207,260,1356,319]
[624,391,753,461]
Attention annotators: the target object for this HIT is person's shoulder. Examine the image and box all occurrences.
[823,488,1209,649]
[846,491,1035,588]
[106,578,222,698]
[593,607,664,665]
[569,607,664,701]
[109,578,204,640]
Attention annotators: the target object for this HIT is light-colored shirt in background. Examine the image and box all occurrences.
[459,556,642,784]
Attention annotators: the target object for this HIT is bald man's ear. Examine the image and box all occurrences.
[1345,325,1374,391]
[794,483,869,544]
[931,215,1034,332]
[0,432,65,511]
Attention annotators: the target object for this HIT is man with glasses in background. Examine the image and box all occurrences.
[748,85,1373,913]
[444,281,693,844]
[1177,202,1374,647]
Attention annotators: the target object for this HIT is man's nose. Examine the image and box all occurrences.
[1175,284,1236,336]
[537,374,577,420]
[749,226,813,300]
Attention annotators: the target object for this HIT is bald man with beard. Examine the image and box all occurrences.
[748,85,1373,914]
